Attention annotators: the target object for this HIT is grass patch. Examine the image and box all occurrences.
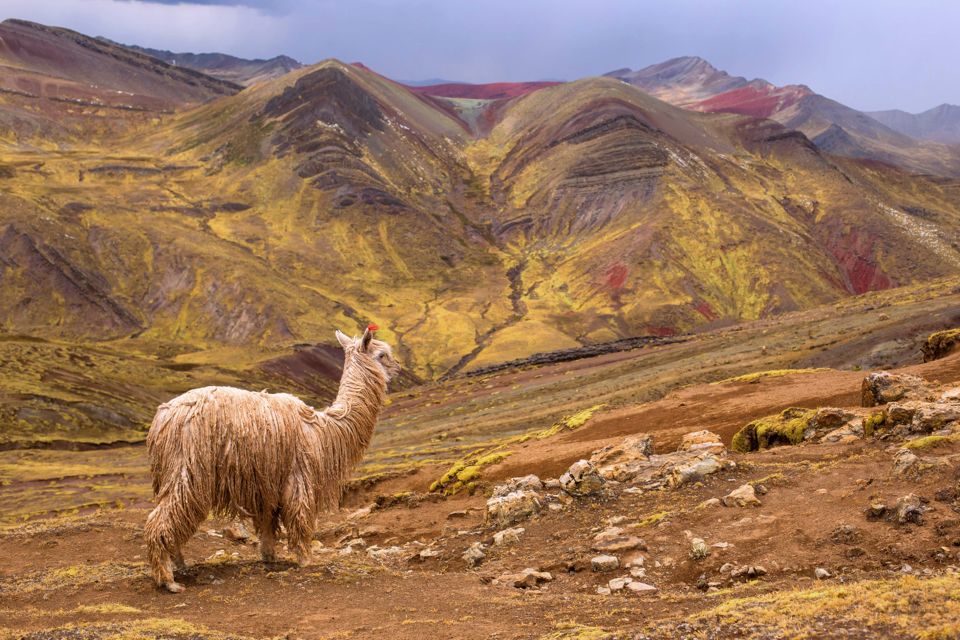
[903,434,960,450]
[714,368,831,384]
[656,574,960,640]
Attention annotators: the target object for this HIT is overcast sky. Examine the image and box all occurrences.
[2,0,957,112]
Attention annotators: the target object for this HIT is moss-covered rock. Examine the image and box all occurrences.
[922,328,960,362]
[731,408,816,452]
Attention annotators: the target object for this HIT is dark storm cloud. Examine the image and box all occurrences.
[3,0,959,112]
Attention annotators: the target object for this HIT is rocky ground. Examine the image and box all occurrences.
[2,335,960,639]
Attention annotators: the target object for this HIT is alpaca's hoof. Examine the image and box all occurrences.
[164,581,185,593]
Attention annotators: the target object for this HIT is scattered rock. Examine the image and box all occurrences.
[668,455,724,488]
[866,502,888,520]
[815,567,831,580]
[679,430,725,454]
[861,372,931,407]
[222,523,251,544]
[596,586,611,595]
[359,524,386,537]
[895,494,926,525]
[699,498,722,508]
[462,542,486,567]
[911,403,960,433]
[486,490,542,526]
[497,568,553,589]
[590,435,653,468]
[722,484,761,508]
[608,577,632,591]
[626,581,658,594]
[592,527,646,553]
[892,449,920,476]
[367,545,406,562]
[941,387,960,403]
[446,510,468,520]
[493,526,525,546]
[418,548,440,561]
[591,555,620,572]
[492,475,544,497]
[559,460,605,496]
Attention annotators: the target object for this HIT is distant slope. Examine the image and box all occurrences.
[125,45,302,86]
[408,80,561,100]
[608,56,960,176]
[868,104,960,144]
[0,19,240,108]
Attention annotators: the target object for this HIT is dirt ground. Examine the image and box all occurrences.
[3,347,960,639]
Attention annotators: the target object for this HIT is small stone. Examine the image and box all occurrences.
[722,484,762,508]
[486,490,542,526]
[592,527,646,552]
[608,577,632,591]
[497,568,553,589]
[222,523,251,544]
[493,526,525,546]
[866,502,888,520]
[678,430,725,454]
[591,555,620,572]
[544,479,561,490]
[625,581,657,594]
[447,510,468,519]
[559,460,606,496]
[630,566,646,578]
[752,565,767,576]
[492,475,543,498]
[895,494,926,525]
[418,548,440,560]
[719,563,734,574]
[462,542,486,567]
[359,524,387,537]
[815,567,831,580]
[699,498,722,508]
[596,586,611,595]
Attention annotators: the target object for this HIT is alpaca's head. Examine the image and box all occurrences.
[335,327,401,383]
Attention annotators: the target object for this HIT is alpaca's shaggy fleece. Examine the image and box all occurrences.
[144,330,398,592]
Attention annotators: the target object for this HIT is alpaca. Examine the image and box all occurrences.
[144,326,399,592]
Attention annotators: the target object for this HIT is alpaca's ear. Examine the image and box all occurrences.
[335,330,353,350]
[360,327,373,352]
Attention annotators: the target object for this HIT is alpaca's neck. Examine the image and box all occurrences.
[323,356,386,462]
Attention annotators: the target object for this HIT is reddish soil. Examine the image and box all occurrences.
[3,354,959,638]
[409,81,561,100]
[693,84,812,119]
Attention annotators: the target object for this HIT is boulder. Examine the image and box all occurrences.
[911,403,960,433]
[886,401,921,426]
[861,372,932,407]
[462,542,486,567]
[895,494,926,525]
[486,490,542,526]
[591,555,620,572]
[559,460,605,496]
[668,454,724,488]
[678,430,725,454]
[491,475,543,498]
[922,329,960,363]
[590,435,653,467]
[592,527,646,552]
[722,484,761,508]
[941,387,960,403]
[493,526,525,546]
[625,581,658,594]
[892,449,920,476]
[497,568,553,589]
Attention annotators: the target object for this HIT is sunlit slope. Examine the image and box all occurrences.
[2,58,960,381]
[456,78,960,361]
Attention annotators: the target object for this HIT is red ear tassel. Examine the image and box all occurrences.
[367,323,379,332]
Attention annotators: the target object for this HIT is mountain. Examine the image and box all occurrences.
[3,45,960,392]
[409,80,561,100]
[868,103,960,144]
[605,56,753,106]
[608,57,960,176]
[125,45,303,86]
[0,19,239,109]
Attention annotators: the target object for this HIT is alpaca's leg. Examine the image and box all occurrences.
[256,511,279,563]
[145,501,185,593]
[280,485,315,566]
[144,479,208,593]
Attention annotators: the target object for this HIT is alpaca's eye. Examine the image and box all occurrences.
[376,352,385,359]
